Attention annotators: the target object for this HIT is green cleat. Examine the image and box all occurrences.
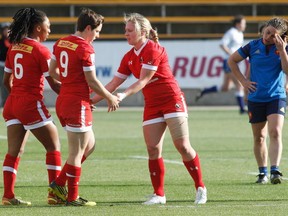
[47,193,66,205]
[48,181,68,202]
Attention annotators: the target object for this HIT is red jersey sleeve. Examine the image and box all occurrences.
[141,42,164,71]
[79,47,95,72]
[117,50,133,78]
[35,44,51,77]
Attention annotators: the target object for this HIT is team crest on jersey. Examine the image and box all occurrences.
[58,40,78,51]
[275,50,280,55]
[175,103,181,109]
[12,43,33,53]
[128,60,133,65]
[253,49,261,54]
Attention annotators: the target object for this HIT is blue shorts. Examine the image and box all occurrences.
[223,59,231,73]
[248,98,286,123]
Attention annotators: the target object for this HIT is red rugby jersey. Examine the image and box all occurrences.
[5,37,50,99]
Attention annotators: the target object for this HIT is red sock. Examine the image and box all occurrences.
[55,162,68,186]
[3,154,20,199]
[55,155,87,187]
[46,151,62,184]
[66,164,81,202]
[183,154,205,188]
[148,158,165,196]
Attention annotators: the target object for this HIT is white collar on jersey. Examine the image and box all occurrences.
[134,39,149,56]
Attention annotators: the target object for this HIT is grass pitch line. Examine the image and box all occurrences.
[130,156,183,165]
[160,205,198,209]
[0,134,67,141]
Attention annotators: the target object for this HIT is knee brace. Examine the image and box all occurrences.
[166,116,189,141]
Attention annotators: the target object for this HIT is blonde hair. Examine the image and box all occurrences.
[124,13,159,43]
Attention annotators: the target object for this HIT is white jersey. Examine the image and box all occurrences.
[220,27,244,58]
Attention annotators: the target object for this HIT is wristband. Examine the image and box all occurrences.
[117,92,127,101]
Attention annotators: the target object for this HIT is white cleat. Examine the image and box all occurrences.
[194,187,207,204]
[143,194,166,205]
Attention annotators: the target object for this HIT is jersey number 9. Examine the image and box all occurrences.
[60,51,69,77]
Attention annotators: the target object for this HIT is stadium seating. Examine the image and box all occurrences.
[1,1,287,40]
[0,0,287,4]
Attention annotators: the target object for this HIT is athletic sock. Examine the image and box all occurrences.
[236,96,245,112]
[235,91,246,113]
[55,162,68,186]
[259,166,268,176]
[148,158,165,196]
[66,164,81,202]
[46,150,62,184]
[55,156,87,187]
[2,154,20,199]
[270,165,279,173]
[183,154,205,189]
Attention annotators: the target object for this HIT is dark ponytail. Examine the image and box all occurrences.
[9,8,46,44]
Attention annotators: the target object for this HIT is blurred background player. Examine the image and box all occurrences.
[0,22,10,107]
[48,8,119,206]
[2,8,62,206]
[196,15,247,114]
[228,17,288,184]
[92,13,207,205]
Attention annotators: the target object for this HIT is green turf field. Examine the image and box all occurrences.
[0,107,288,216]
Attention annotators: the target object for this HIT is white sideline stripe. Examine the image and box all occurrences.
[130,156,183,165]
[160,205,198,209]
[0,135,6,139]
[0,159,99,163]
[160,203,288,208]
[248,172,288,180]
[0,135,67,141]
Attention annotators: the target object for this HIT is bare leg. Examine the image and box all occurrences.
[143,123,166,198]
[251,121,268,168]
[267,114,284,167]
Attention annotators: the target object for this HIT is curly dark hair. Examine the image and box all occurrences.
[8,8,47,44]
